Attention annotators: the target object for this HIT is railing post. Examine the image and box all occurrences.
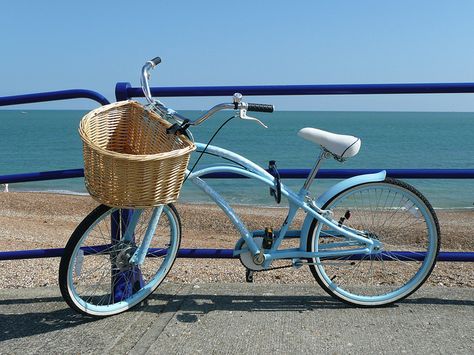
[115,82,132,101]
[0,83,473,262]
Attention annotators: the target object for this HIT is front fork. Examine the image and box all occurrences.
[112,206,164,302]
[123,205,164,266]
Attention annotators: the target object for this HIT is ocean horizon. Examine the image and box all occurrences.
[1,109,473,209]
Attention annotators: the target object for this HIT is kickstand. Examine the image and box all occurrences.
[245,269,254,283]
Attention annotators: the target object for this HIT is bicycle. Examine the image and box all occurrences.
[59,57,440,317]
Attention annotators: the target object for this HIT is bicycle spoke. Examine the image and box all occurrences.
[61,204,181,316]
[309,179,439,306]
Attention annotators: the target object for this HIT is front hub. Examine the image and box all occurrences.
[112,241,138,272]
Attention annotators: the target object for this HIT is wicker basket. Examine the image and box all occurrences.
[79,100,196,208]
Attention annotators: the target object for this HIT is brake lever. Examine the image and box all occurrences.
[239,108,268,128]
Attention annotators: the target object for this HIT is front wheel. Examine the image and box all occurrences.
[59,204,181,317]
[307,178,440,307]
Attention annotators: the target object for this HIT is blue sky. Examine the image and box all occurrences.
[1,0,474,111]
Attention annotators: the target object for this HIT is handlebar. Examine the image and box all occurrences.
[140,57,274,128]
[247,103,274,113]
[149,57,162,66]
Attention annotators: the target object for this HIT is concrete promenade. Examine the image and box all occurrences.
[0,283,473,354]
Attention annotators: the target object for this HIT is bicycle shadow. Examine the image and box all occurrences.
[147,292,348,319]
[0,296,93,343]
[0,292,345,342]
[0,289,472,342]
[401,297,474,307]
[142,290,474,324]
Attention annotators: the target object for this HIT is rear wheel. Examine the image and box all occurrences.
[59,204,181,317]
[307,178,440,307]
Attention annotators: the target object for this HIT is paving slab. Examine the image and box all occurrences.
[0,283,473,354]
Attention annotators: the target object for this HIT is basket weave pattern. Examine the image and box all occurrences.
[79,101,195,208]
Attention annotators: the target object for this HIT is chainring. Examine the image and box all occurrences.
[238,237,265,271]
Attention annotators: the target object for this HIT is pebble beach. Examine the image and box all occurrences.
[0,192,472,289]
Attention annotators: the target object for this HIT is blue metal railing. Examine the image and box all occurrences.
[2,168,474,185]
[0,246,472,262]
[0,89,110,107]
[114,82,474,100]
[0,83,473,262]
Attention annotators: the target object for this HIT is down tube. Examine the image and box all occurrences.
[188,166,276,256]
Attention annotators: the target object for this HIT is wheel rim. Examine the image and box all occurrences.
[311,182,438,305]
[66,206,179,315]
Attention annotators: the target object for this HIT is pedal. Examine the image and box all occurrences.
[245,269,254,283]
[262,227,274,249]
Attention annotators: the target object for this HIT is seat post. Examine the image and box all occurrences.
[303,149,329,191]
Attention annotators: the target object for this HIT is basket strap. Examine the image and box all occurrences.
[166,119,191,138]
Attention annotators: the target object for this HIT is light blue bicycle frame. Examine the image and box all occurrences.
[125,142,386,269]
[191,143,387,268]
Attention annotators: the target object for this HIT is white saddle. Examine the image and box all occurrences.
[298,127,361,159]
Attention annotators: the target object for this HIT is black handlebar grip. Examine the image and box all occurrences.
[150,57,162,66]
[247,103,274,113]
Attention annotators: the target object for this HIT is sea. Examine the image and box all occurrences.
[0,110,473,209]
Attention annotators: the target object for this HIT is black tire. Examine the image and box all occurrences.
[59,204,181,317]
[307,178,440,307]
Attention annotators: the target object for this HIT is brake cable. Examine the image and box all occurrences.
[182,114,236,183]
